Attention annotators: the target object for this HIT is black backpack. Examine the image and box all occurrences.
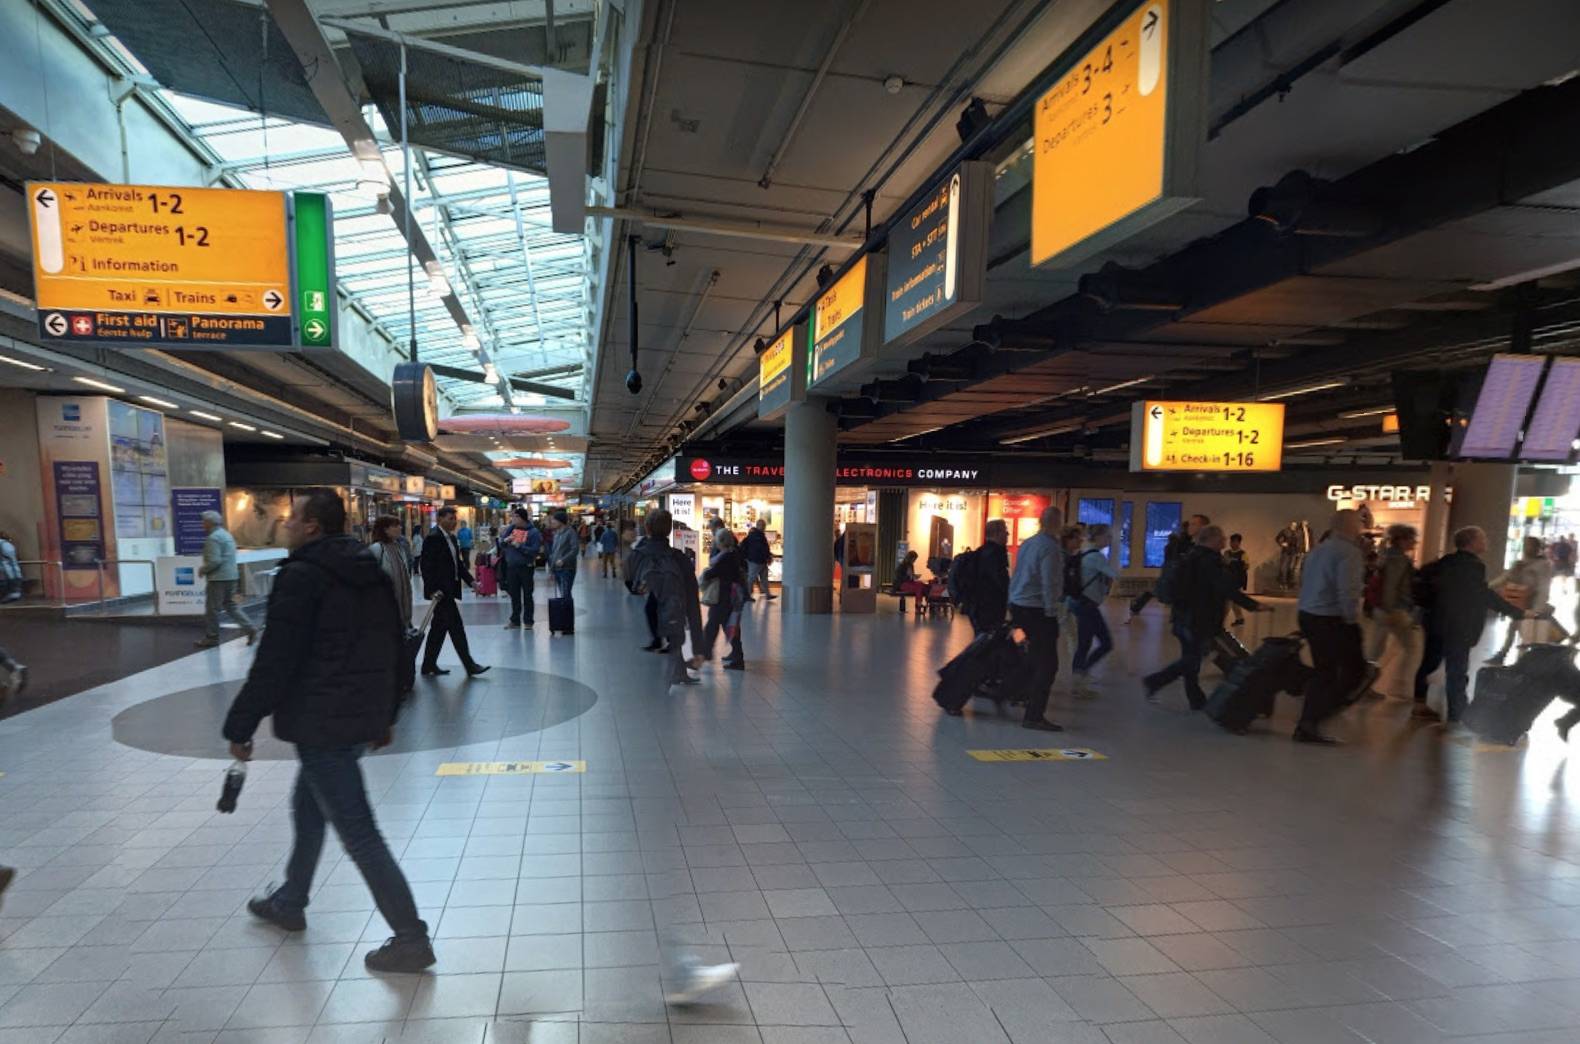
[1154,552,1184,605]
[947,548,979,605]
[1063,549,1096,601]
[1412,556,1443,611]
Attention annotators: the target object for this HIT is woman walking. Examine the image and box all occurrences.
[701,529,747,670]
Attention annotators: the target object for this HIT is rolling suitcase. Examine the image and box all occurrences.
[475,563,498,597]
[1206,635,1307,733]
[548,594,575,635]
[402,598,439,694]
[933,626,1020,715]
[1464,662,1555,745]
[1210,630,1251,675]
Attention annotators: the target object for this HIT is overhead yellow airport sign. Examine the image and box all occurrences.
[1131,400,1285,472]
[810,253,886,390]
[968,748,1108,762]
[758,320,807,420]
[1030,0,1207,268]
[27,182,333,349]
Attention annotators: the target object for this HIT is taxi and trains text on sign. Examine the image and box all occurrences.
[27,182,333,349]
[1130,400,1285,473]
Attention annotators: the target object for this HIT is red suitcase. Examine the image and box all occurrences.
[475,563,498,596]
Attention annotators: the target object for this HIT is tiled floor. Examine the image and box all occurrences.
[1,575,1579,1042]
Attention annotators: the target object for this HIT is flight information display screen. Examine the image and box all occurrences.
[1520,356,1580,461]
[1458,354,1545,459]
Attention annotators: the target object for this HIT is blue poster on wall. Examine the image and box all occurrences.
[54,461,105,568]
[172,488,223,555]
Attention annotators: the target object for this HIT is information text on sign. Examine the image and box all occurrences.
[1131,400,1285,473]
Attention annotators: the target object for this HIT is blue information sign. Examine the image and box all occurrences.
[172,487,223,555]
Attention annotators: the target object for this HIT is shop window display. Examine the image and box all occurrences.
[1119,501,1134,568]
[1144,501,1182,568]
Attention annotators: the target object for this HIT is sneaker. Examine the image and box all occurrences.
[666,961,740,1006]
[193,637,220,649]
[364,934,436,973]
[503,622,520,629]
[722,660,745,671]
[247,892,306,932]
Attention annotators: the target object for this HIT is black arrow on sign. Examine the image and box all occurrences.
[35,189,55,209]
[1149,405,1163,420]
[1143,9,1159,37]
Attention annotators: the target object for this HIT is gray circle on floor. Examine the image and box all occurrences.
[111,668,598,760]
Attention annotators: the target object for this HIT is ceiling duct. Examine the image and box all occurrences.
[1077,262,1189,314]
[1248,170,1383,237]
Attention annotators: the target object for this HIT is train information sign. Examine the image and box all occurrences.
[1030,0,1206,268]
[1130,400,1285,473]
[28,182,308,349]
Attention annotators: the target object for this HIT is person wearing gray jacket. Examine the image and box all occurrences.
[196,511,257,648]
[548,510,580,599]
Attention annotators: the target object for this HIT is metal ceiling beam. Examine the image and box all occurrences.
[263,0,512,408]
[318,15,547,78]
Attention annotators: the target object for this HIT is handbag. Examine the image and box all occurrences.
[700,576,721,605]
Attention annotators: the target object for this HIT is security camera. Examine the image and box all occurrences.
[625,368,643,394]
[12,128,41,156]
[375,193,392,215]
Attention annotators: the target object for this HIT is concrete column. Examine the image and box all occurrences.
[1446,462,1518,569]
[782,399,836,614]
[1419,460,1454,562]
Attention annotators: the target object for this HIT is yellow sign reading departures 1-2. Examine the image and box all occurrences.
[1132,400,1285,473]
[1031,1,1171,266]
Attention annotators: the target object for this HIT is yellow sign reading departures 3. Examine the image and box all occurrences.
[1032,1,1176,267]
[1132,400,1285,473]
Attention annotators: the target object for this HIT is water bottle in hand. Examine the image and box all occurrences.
[217,760,247,814]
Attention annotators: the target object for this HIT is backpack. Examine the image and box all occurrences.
[1154,552,1183,605]
[946,548,980,606]
[1063,549,1096,601]
[1412,557,1442,611]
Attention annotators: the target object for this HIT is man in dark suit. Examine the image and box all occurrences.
[419,506,489,677]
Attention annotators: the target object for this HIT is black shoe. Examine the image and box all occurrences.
[504,622,520,630]
[247,893,306,932]
[1142,683,1159,704]
[420,666,450,676]
[643,640,663,652]
[765,594,777,600]
[245,630,259,646]
[657,644,673,655]
[0,866,14,914]
[1023,719,1065,733]
[364,934,436,973]
[945,708,964,717]
[722,660,745,671]
[465,664,491,677]
[670,675,701,687]
[1557,718,1575,743]
[1292,727,1339,746]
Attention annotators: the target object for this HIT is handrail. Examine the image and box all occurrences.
[9,559,66,607]
[93,558,158,615]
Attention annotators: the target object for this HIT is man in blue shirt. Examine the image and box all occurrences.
[1294,510,1368,744]
[196,511,257,648]
[498,507,543,629]
[1006,505,1066,732]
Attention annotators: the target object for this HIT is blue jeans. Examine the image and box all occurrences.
[1145,621,1206,707]
[1414,632,1472,720]
[1071,598,1112,673]
[553,570,575,599]
[504,561,535,625]
[276,745,426,939]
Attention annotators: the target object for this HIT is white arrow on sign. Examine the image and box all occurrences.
[43,313,68,337]
[303,318,326,340]
[262,289,283,311]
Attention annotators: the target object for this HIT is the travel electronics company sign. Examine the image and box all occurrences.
[27,182,334,350]
[676,455,991,488]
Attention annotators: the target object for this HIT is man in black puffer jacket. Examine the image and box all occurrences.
[223,489,435,974]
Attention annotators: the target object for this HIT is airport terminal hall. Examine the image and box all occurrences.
[9,0,1580,1040]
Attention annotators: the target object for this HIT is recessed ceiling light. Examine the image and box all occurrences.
[189,410,222,422]
[72,375,126,393]
[138,395,179,409]
[228,421,257,431]
[1259,381,1346,401]
[260,430,285,439]
[0,353,45,371]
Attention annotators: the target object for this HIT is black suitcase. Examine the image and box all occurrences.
[934,626,1020,715]
[1465,663,1554,745]
[548,595,575,635]
[1210,630,1250,674]
[1205,635,1306,733]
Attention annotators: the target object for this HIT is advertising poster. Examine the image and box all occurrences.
[54,461,105,567]
[155,556,206,616]
[108,400,171,540]
[172,487,223,555]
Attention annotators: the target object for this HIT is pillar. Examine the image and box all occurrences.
[782,399,836,614]
[1419,460,1454,562]
[1446,462,1518,569]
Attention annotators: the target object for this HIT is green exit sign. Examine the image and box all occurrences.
[293,192,333,347]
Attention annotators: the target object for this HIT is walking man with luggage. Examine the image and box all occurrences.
[630,509,706,688]
[1295,510,1370,744]
[1128,514,1208,620]
[195,511,258,648]
[1144,524,1259,709]
[547,510,579,600]
[742,519,775,601]
[420,506,490,677]
[1414,525,1534,724]
[224,489,436,972]
[1007,506,1067,732]
[967,519,1011,636]
[1070,524,1117,697]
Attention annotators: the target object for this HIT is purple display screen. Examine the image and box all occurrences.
[1460,354,1545,459]
[1521,356,1580,461]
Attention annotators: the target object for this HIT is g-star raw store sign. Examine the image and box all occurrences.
[1326,484,1432,503]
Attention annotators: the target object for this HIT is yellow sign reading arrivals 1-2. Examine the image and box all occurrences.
[1032,1,1173,266]
[28,181,294,347]
[1131,400,1285,473]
